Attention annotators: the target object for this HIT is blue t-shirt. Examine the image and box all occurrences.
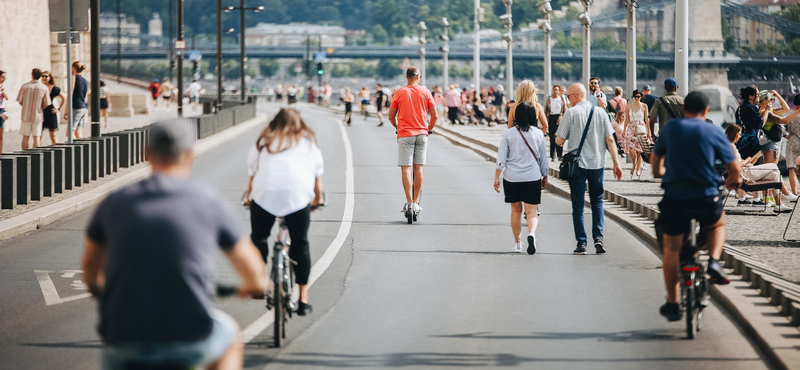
[72,75,88,109]
[654,118,736,200]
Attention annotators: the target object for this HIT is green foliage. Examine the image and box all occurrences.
[592,35,624,52]
[259,59,280,77]
[555,32,581,49]
[450,64,473,79]
[377,59,402,79]
[221,59,240,80]
[778,4,800,44]
[636,37,660,53]
[428,61,443,77]
[721,17,737,52]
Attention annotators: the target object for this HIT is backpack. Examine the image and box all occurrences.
[606,97,619,123]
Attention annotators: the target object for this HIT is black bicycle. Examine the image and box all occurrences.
[266,217,295,347]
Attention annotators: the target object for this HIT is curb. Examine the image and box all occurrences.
[434,123,800,370]
[0,114,267,242]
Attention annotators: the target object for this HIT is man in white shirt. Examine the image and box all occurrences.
[556,83,622,255]
[17,68,51,150]
[588,77,607,109]
[187,80,203,111]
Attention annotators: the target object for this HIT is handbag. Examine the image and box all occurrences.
[517,128,539,162]
[559,106,596,181]
[635,123,647,136]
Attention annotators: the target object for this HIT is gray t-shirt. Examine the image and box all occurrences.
[87,175,243,344]
[556,100,614,170]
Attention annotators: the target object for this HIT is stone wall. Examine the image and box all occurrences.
[0,0,52,132]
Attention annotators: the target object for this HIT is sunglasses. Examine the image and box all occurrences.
[634,95,641,98]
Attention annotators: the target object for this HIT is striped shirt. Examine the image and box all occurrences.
[99,86,108,99]
[16,80,51,123]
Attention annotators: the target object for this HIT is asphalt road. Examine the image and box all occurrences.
[0,103,769,370]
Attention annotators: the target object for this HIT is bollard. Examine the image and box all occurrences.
[102,134,119,173]
[30,149,56,197]
[46,145,72,191]
[52,144,82,188]
[105,132,131,168]
[12,151,44,201]
[75,140,98,182]
[0,155,31,206]
[0,157,16,209]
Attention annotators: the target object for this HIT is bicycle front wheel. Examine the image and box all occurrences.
[685,282,698,339]
[274,285,284,347]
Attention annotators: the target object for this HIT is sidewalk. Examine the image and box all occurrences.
[438,121,800,283]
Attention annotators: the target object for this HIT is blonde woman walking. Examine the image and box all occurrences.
[507,80,548,134]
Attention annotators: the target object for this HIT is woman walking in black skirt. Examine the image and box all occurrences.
[494,102,549,254]
[41,71,65,145]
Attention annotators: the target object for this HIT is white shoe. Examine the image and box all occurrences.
[775,204,793,213]
[782,193,799,203]
[400,203,409,213]
[745,193,754,200]
[413,203,422,213]
[512,242,523,253]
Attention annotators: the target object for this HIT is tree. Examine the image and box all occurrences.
[555,32,581,49]
[377,59,401,80]
[371,25,390,45]
[259,59,280,77]
[592,35,624,51]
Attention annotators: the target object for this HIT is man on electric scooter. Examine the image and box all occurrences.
[82,122,267,370]
[650,91,742,321]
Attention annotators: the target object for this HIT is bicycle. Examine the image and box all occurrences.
[656,210,711,340]
[266,217,295,347]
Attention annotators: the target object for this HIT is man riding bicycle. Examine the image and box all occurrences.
[650,91,742,321]
[82,122,267,370]
[388,66,438,215]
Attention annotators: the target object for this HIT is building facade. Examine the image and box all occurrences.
[245,23,347,47]
[99,13,142,46]
[731,0,800,48]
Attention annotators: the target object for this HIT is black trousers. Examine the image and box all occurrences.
[548,115,562,159]
[250,201,312,285]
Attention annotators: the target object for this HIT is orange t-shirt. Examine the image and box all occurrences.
[390,85,436,138]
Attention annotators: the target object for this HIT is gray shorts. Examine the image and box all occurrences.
[72,108,88,129]
[397,135,428,166]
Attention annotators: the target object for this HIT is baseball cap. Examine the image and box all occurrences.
[148,121,194,161]
[664,78,678,90]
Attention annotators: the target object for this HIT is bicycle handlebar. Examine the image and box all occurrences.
[215,284,265,299]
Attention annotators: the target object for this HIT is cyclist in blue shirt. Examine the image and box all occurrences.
[650,91,742,321]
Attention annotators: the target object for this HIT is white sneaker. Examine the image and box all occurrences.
[775,204,793,213]
[413,203,422,213]
[400,203,409,213]
[782,193,799,203]
[512,242,523,253]
[745,193,754,200]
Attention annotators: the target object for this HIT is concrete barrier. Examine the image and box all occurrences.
[131,95,150,115]
[108,94,134,118]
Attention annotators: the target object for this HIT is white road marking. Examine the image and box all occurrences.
[240,119,355,344]
[34,270,92,305]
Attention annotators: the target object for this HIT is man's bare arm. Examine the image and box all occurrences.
[81,238,107,297]
[651,153,665,178]
[388,108,399,129]
[224,237,268,298]
[428,106,438,131]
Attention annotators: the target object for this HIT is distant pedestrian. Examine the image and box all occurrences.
[0,70,10,153]
[99,80,111,128]
[64,61,88,140]
[376,83,390,126]
[323,82,332,107]
[506,80,548,134]
[559,85,570,109]
[41,71,65,146]
[555,83,623,255]
[17,68,51,150]
[148,79,161,111]
[608,86,627,114]
[342,87,354,126]
[623,90,653,177]
[588,77,607,109]
[494,102,548,254]
[544,85,566,161]
[275,82,284,104]
[649,78,684,135]
[307,85,315,104]
[433,86,445,124]
[160,79,174,110]
[445,85,462,125]
[187,80,203,111]
[641,85,657,112]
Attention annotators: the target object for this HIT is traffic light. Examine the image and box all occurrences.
[316,62,323,75]
[192,61,199,75]
[303,60,311,77]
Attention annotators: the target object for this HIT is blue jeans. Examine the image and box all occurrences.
[568,167,605,245]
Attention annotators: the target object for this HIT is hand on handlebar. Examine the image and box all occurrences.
[724,175,742,192]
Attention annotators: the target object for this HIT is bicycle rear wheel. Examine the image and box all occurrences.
[274,284,284,347]
[685,282,698,339]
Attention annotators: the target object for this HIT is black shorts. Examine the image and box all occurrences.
[658,195,724,236]
[447,108,459,122]
[503,179,542,204]
[100,98,109,110]
[344,102,352,113]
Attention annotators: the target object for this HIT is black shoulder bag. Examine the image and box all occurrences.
[659,96,679,120]
[559,106,595,181]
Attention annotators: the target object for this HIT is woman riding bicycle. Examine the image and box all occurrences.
[245,108,324,316]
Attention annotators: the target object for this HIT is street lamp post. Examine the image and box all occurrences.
[538,1,553,95]
[439,18,450,90]
[500,0,513,99]
[224,2,264,104]
[418,22,427,87]
[216,0,223,112]
[623,0,638,98]
[578,0,593,88]
[177,0,184,117]
[675,0,689,96]
[474,0,482,94]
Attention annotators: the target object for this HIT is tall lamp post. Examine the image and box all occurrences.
[439,18,450,90]
[418,21,427,87]
[538,1,553,95]
[623,0,638,97]
[675,0,689,97]
[474,0,483,94]
[500,0,513,99]
[224,2,264,103]
[578,0,593,88]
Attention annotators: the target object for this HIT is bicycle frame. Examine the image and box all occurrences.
[267,218,296,347]
[680,218,709,339]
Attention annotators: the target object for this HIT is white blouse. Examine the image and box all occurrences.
[247,138,324,217]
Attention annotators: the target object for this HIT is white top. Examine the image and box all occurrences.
[247,138,324,217]
[549,96,562,115]
[630,105,645,122]
[188,82,202,97]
